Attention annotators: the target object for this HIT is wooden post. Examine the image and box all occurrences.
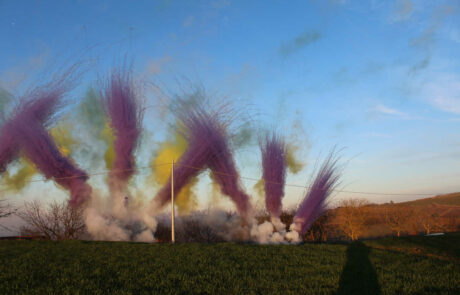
[171,159,175,243]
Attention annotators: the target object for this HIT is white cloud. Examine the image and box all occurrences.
[373,104,408,117]
[449,29,460,43]
[425,74,460,114]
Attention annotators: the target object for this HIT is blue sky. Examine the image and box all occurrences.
[1,0,460,217]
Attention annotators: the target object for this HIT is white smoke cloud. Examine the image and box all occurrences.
[81,189,305,244]
[83,192,156,242]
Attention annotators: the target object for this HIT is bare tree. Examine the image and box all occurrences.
[305,212,331,242]
[336,198,369,241]
[413,208,439,235]
[18,200,85,240]
[0,199,16,219]
[176,212,223,243]
[0,199,17,232]
[384,206,414,237]
[439,216,460,232]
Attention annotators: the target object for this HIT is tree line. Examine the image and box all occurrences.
[0,198,459,242]
[304,198,459,242]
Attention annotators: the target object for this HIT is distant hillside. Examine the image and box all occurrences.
[397,193,460,207]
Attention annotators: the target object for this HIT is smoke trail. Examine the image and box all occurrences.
[78,87,106,138]
[0,75,92,207]
[285,144,304,174]
[51,122,78,157]
[2,158,37,192]
[0,87,13,124]
[253,178,265,201]
[289,150,340,238]
[0,79,66,174]
[1,122,77,192]
[150,106,252,219]
[0,124,20,174]
[102,122,116,170]
[149,129,198,213]
[79,79,154,243]
[83,190,156,242]
[75,87,113,168]
[207,138,252,219]
[261,132,287,218]
[150,109,220,210]
[102,68,143,215]
[12,118,92,207]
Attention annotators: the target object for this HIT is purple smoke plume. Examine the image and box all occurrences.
[153,107,252,218]
[0,79,92,207]
[293,151,340,235]
[207,133,252,219]
[0,82,67,173]
[261,132,287,218]
[12,120,92,207]
[0,126,19,174]
[103,69,143,188]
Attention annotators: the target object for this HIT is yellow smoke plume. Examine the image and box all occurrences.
[150,129,198,213]
[1,122,78,192]
[286,144,304,174]
[2,158,37,192]
[253,178,265,200]
[50,122,77,157]
[101,121,116,170]
[210,180,224,206]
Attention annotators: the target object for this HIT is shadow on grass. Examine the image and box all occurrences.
[336,241,381,295]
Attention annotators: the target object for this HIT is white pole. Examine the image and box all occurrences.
[171,159,175,243]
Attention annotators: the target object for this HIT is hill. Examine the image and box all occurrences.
[397,192,460,207]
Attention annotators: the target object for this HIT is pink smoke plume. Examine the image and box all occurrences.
[292,151,340,235]
[0,78,92,207]
[152,106,252,218]
[261,132,287,218]
[103,69,143,196]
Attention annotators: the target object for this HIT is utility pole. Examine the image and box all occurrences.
[171,159,175,243]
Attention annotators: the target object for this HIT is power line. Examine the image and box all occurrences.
[178,163,439,196]
[0,161,448,197]
[0,163,170,194]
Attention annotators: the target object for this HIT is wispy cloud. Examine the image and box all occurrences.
[425,75,460,114]
[449,29,460,43]
[373,104,408,117]
[410,5,458,49]
[183,15,194,27]
[388,0,414,23]
[278,30,321,57]
[212,0,230,9]
[368,103,425,120]
[408,4,459,75]
[362,132,391,138]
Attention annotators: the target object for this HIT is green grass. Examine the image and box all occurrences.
[363,233,460,260]
[0,234,459,294]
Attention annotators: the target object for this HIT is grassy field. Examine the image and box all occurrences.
[0,234,459,294]
[399,192,460,207]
